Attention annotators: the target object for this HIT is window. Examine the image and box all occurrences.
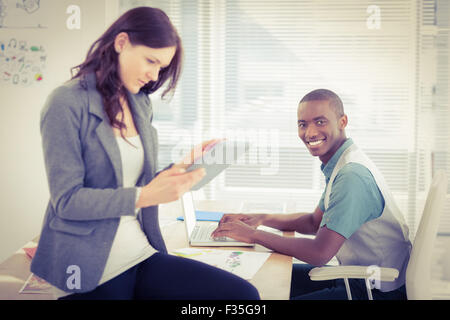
[119,0,450,236]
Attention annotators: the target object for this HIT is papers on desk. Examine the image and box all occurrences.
[171,248,270,280]
[15,241,38,257]
[15,241,54,294]
[20,273,53,294]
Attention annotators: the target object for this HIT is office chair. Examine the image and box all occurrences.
[308,170,448,300]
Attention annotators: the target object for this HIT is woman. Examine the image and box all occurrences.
[30,7,259,300]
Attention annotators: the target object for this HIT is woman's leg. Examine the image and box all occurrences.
[134,253,260,300]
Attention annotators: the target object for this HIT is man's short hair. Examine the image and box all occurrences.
[299,89,344,117]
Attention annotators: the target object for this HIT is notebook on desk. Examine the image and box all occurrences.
[181,192,254,247]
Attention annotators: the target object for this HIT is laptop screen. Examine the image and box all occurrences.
[181,192,196,237]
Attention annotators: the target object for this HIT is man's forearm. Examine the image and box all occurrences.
[252,230,326,266]
[262,213,318,235]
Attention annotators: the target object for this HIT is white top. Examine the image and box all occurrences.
[54,135,156,298]
[99,135,156,283]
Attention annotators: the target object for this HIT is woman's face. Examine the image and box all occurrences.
[115,32,176,94]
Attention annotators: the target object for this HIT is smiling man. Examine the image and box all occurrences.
[297,90,347,163]
[212,89,412,300]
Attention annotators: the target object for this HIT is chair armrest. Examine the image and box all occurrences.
[308,265,399,282]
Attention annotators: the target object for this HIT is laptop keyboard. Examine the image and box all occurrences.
[191,224,227,241]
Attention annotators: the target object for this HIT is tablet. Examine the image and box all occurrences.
[186,140,250,190]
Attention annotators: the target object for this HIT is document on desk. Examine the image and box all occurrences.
[19,273,53,294]
[15,241,54,294]
[171,248,270,280]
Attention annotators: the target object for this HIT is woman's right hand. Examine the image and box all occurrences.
[136,166,206,208]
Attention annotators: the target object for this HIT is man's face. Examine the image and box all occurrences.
[297,100,348,164]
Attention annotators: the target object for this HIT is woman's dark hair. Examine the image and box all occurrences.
[71,7,183,135]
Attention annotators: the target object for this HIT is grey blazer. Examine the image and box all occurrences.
[30,73,168,294]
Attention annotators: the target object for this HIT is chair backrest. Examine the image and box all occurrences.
[406,170,448,300]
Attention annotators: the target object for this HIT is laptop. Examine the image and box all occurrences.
[181,192,254,247]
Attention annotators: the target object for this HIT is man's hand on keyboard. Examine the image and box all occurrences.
[211,220,257,244]
[217,213,266,229]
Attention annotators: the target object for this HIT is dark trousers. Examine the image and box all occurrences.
[290,263,407,300]
[59,253,260,300]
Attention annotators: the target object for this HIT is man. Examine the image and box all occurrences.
[212,89,412,300]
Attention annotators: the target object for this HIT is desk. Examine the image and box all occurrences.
[0,199,293,300]
[162,199,294,300]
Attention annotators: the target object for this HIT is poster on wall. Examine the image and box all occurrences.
[0,37,46,86]
[0,0,47,87]
[0,0,46,29]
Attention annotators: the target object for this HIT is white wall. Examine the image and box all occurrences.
[0,0,110,263]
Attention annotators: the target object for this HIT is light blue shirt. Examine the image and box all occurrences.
[318,138,385,239]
